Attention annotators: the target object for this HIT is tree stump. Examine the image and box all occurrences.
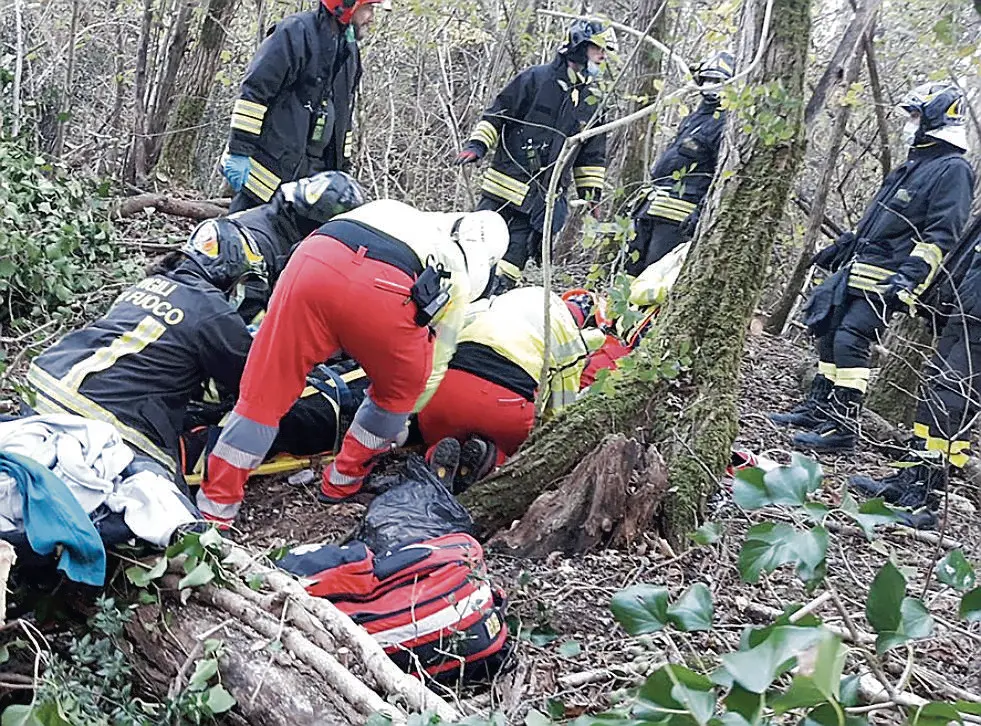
[488,435,668,558]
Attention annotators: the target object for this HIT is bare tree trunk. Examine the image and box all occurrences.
[109,7,127,178]
[12,0,25,137]
[866,315,934,427]
[129,0,154,184]
[765,22,869,335]
[53,0,81,158]
[617,0,668,188]
[863,28,892,181]
[803,0,882,125]
[461,0,813,547]
[145,0,196,171]
[160,0,238,181]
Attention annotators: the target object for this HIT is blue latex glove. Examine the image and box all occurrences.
[223,154,252,192]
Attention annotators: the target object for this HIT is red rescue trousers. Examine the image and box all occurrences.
[417,369,534,463]
[198,235,433,520]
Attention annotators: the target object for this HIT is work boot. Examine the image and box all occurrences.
[428,437,461,489]
[768,374,834,429]
[893,507,938,530]
[489,273,518,297]
[850,452,947,509]
[455,436,498,494]
[793,386,861,453]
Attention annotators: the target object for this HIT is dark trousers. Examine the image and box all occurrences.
[914,315,981,457]
[477,197,542,280]
[627,217,685,276]
[816,292,892,393]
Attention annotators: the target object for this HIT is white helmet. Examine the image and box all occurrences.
[454,210,509,301]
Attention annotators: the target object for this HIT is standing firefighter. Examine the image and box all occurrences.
[196,200,508,523]
[848,218,981,528]
[768,81,974,453]
[627,51,733,274]
[454,18,616,293]
[222,0,386,212]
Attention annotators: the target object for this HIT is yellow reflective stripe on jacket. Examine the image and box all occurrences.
[481,168,529,206]
[911,242,943,289]
[496,259,523,283]
[344,131,353,159]
[458,287,586,414]
[645,189,697,222]
[470,120,499,150]
[62,316,167,391]
[231,99,266,135]
[244,158,281,202]
[27,363,177,473]
[573,165,605,190]
[629,241,690,307]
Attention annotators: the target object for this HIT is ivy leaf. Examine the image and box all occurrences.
[666,583,714,632]
[960,586,981,622]
[558,640,582,658]
[125,556,168,588]
[954,702,981,717]
[722,684,763,724]
[935,550,976,591]
[738,523,828,588]
[611,584,670,635]
[178,562,215,591]
[720,626,825,693]
[804,703,868,726]
[909,702,963,726]
[866,561,906,633]
[189,657,219,690]
[690,521,724,546]
[769,675,828,713]
[637,665,716,726]
[205,684,237,715]
[840,493,902,539]
[732,455,822,510]
[199,527,224,550]
[527,624,559,647]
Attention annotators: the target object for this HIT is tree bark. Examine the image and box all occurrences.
[866,314,934,427]
[765,20,869,335]
[863,28,892,181]
[128,0,154,184]
[145,0,196,171]
[462,0,813,547]
[488,436,668,558]
[803,0,882,126]
[160,0,237,182]
[52,0,80,158]
[114,193,228,219]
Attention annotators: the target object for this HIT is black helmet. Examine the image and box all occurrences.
[900,81,968,150]
[181,218,268,294]
[279,171,368,224]
[692,51,735,85]
[558,18,618,61]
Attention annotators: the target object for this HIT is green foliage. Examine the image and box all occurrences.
[866,561,935,654]
[611,583,714,635]
[1,596,235,725]
[0,134,136,327]
[724,81,802,147]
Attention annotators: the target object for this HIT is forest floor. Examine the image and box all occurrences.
[4,209,981,723]
[233,331,981,723]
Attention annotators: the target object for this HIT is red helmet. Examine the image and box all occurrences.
[321,0,387,25]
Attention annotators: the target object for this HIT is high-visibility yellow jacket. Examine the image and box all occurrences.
[456,286,600,415]
[628,241,690,308]
[335,200,471,412]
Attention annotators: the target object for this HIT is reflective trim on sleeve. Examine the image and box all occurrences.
[244,158,281,202]
[471,120,499,150]
[231,99,266,135]
[573,165,605,190]
[481,169,529,206]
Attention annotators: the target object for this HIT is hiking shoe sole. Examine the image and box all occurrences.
[429,438,461,489]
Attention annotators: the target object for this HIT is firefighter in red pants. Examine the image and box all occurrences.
[196,199,508,522]
[417,286,601,491]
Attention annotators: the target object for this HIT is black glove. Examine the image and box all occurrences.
[678,210,700,238]
[881,272,917,308]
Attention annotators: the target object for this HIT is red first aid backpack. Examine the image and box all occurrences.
[278,533,514,685]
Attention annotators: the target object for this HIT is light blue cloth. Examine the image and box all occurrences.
[0,450,106,586]
[223,154,252,192]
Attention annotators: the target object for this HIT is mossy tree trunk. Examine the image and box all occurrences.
[461,0,813,547]
[159,0,237,182]
[866,314,934,427]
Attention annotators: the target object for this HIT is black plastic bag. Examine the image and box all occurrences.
[358,454,474,553]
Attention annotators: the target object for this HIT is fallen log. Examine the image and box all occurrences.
[114,194,228,220]
[124,541,461,725]
[488,435,668,558]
